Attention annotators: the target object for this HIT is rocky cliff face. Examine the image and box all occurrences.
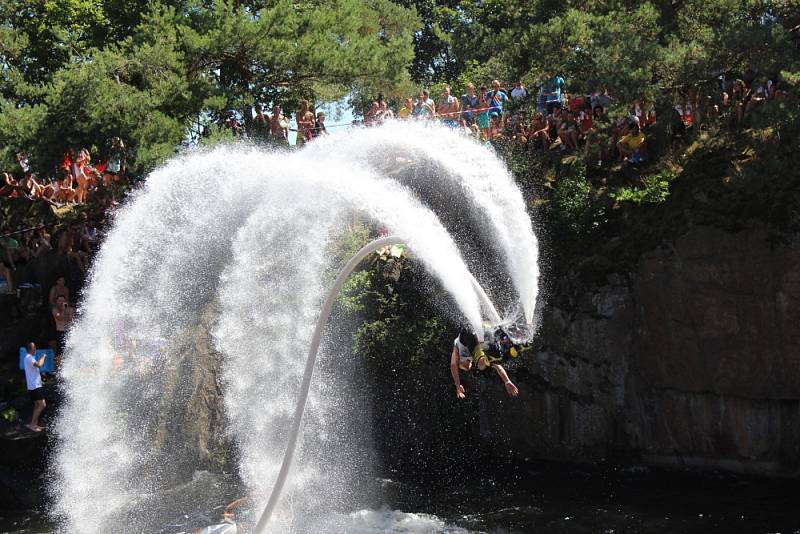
[494,224,800,476]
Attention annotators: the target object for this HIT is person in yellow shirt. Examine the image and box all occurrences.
[617,123,648,163]
[398,97,413,119]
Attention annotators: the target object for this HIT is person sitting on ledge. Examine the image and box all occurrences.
[450,329,519,399]
[617,122,648,164]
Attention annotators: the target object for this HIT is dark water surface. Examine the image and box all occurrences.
[3,461,800,533]
[384,460,800,534]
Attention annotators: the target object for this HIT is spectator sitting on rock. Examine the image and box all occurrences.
[460,83,479,124]
[617,122,648,164]
[558,109,580,151]
[528,113,550,150]
[29,228,52,257]
[56,173,76,204]
[438,85,460,126]
[23,342,47,432]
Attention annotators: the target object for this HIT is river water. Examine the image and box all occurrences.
[4,460,800,533]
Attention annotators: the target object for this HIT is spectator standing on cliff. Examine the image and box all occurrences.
[460,83,479,124]
[486,80,508,119]
[51,295,74,360]
[105,137,126,180]
[251,104,270,141]
[591,86,612,112]
[438,85,460,127]
[544,73,565,113]
[15,152,30,175]
[295,100,316,145]
[413,92,435,119]
[510,81,528,101]
[23,342,47,432]
[380,101,394,120]
[269,105,289,145]
[315,112,329,136]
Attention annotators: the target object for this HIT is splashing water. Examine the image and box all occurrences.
[52,123,539,532]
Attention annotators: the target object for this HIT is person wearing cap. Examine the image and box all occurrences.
[450,329,519,399]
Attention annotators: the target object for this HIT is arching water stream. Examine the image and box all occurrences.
[51,122,539,532]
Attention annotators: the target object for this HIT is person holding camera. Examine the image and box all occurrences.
[23,342,47,432]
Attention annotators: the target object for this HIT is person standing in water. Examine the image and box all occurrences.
[450,329,519,399]
[23,342,47,432]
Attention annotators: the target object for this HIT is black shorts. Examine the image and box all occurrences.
[28,388,44,402]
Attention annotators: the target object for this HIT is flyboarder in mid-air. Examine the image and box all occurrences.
[450,327,524,399]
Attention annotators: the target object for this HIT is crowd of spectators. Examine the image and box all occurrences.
[224,101,329,144]
[360,70,788,168]
[0,138,127,209]
[0,221,96,366]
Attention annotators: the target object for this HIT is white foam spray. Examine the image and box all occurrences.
[52,123,539,533]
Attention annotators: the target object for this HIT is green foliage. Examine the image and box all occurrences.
[1,0,420,175]
[612,170,676,204]
[1,407,19,423]
[394,0,798,112]
[554,163,591,234]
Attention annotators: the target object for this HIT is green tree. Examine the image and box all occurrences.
[0,0,419,174]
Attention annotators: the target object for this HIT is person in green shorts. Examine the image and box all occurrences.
[450,329,519,399]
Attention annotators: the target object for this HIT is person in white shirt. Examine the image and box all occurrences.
[23,342,47,432]
[510,81,528,100]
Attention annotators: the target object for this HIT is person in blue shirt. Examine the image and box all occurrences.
[545,73,566,113]
[485,80,508,117]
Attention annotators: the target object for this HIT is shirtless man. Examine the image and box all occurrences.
[52,295,74,359]
[438,85,460,127]
[295,100,316,146]
[269,105,289,145]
